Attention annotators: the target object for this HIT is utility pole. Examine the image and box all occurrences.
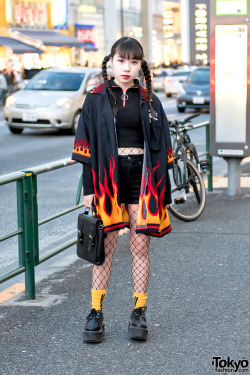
[140,0,153,65]
[104,0,118,54]
[121,0,124,37]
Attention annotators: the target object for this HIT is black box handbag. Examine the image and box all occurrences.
[77,205,105,265]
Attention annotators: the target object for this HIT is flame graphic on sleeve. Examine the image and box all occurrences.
[92,156,129,230]
[73,138,91,158]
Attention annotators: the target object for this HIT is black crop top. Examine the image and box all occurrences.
[108,78,144,148]
[82,79,144,196]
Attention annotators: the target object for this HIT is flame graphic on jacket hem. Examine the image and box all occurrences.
[92,155,129,227]
[137,161,171,234]
[92,156,171,237]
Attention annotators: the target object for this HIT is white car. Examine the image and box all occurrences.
[164,69,192,97]
[152,69,172,92]
[4,67,103,135]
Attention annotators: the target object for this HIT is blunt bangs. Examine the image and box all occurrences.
[114,38,144,61]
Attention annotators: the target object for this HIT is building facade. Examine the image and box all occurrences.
[0,0,84,70]
[0,0,203,72]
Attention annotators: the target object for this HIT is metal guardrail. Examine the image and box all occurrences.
[0,158,84,300]
[0,122,212,300]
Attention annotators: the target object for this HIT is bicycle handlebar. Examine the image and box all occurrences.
[169,113,200,129]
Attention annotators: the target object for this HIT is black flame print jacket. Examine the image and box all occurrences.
[72,81,173,237]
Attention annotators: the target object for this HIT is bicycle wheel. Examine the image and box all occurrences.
[169,159,206,221]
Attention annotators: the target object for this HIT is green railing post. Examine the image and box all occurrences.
[16,179,26,269]
[76,172,83,206]
[32,174,39,267]
[206,124,213,192]
[23,172,36,299]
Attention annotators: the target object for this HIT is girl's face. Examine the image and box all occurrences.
[110,52,142,89]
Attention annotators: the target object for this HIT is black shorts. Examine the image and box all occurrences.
[118,154,143,204]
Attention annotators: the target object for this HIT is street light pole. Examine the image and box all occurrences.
[121,0,124,36]
[141,0,153,65]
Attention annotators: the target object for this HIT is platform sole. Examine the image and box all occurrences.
[83,326,105,343]
[128,323,148,341]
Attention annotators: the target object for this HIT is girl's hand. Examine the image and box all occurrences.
[165,204,170,209]
[84,194,96,209]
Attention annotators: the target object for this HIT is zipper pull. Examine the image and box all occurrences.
[122,89,127,107]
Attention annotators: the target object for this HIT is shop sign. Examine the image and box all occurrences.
[216,0,247,15]
[51,0,68,29]
[75,25,96,45]
[14,3,47,25]
[190,0,210,64]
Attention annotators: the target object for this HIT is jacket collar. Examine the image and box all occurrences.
[110,77,139,88]
[90,78,151,102]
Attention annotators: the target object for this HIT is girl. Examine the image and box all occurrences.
[72,37,173,343]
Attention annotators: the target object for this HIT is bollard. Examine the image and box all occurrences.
[225,157,242,196]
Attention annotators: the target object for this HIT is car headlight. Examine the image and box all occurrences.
[178,86,186,95]
[5,96,16,108]
[54,98,72,109]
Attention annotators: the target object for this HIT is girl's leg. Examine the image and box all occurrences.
[83,204,125,343]
[91,203,125,308]
[127,203,150,341]
[92,229,119,290]
[128,203,150,297]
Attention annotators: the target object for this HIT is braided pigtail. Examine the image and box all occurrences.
[102,54,118,117]
[141,60,155,120]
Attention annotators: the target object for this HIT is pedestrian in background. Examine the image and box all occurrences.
[0,71,8,105]
[3,63,17,95]
[72,37,173,343]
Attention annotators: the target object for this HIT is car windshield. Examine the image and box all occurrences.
[25,71,85,91]
[153,71,168,77]
[172,71,191,77]
[188,70,210,83]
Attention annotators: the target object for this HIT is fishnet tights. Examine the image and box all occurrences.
[92,230,119,290]
[92,203,150,293]
[118,147,144,155]
[128,204,150,293]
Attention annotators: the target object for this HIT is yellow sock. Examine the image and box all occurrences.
[133,292,147,309]
[91,289,107,311]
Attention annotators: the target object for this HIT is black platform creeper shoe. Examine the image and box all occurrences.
[128,306,148,341]
[83,308,105,343]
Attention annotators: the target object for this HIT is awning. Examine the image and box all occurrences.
[11,29,86,48]
[0,36,43,54]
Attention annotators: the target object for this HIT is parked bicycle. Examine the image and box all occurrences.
[169,113,210,221]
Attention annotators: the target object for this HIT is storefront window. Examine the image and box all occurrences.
[163,1,182,64]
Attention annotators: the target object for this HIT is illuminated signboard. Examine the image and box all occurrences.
[14,3,48,26]
[190,0,210,64]
[210,0,250,158]
[51,0,69,29]
[215,25,247,144]
[75,25,96,45]
[216,0,247,15]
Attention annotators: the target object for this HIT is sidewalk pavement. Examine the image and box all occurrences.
[0,188,249,375]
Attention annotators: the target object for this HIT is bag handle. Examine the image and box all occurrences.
[83,203,98,217]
